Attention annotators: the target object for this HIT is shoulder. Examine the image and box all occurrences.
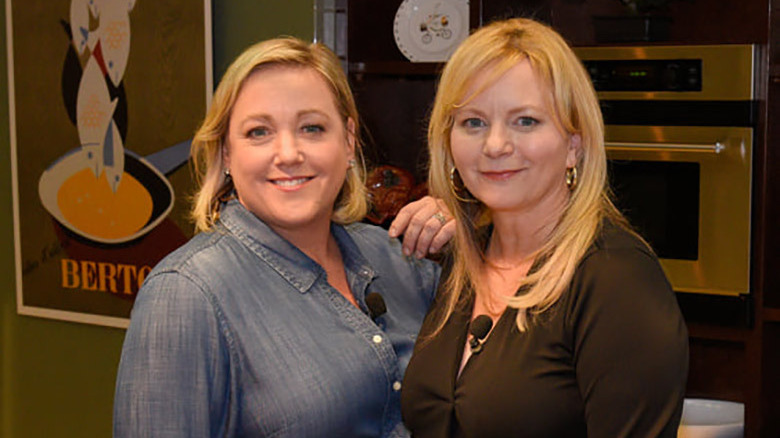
[578,221,662,282]
[343,222,431,268]
[342,222,399,250]
[590,220,654,258]
[342,222,440,300]
[564,220,678,319]
[559,221,686,345]
[135,229,236,308]
[147,229,230,280]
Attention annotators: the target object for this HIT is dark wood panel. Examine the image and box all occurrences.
[686,338,746,402]
[350,75,437,182]
[773,0,780,74]
[665,0,769,45]
[349,61,444,76]
[347,0,407,63]
[687,322,752,343]
[479,0,553,24]
[764,307,780,322]
[549,0,769,46]
[763,77,780,309]
[760,323,780,437]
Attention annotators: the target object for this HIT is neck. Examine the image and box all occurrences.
[271,218,336,267]
[487,197,567,265]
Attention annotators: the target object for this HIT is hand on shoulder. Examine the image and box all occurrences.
[388,196,455,259]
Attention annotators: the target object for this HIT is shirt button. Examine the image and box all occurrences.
[392,381,402,391]
[372,334,383,344]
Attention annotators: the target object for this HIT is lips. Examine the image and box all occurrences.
[480,169,521,181]
[270,176,313,188]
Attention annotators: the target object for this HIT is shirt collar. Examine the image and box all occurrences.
[217,199,376,294]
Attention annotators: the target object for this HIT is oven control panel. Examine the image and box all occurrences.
[573,45,754,101]
[582,59,702,92]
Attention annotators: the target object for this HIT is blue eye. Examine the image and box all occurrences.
[247,127,268,138]
[462,118,486,129]
[515,117,538,127]
[302,124,325,134]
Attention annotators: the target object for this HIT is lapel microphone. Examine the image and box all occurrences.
[469,315,493,354]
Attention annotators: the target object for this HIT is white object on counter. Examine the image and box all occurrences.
[678,398,744,438]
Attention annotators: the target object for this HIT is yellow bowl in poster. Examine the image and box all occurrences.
[38,147,175,244]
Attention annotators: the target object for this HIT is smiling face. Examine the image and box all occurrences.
[222,65,355,235]
[450,59,580,219]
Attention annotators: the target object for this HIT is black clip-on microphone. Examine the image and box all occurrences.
[469,315,493,354]
[365,292,387,320]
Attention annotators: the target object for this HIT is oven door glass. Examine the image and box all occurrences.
[604,125,752,296]
[609,160,700,261]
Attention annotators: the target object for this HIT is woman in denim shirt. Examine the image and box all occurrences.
[113,37,449,437]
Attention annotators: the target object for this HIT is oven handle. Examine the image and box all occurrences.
[605,141,725,154]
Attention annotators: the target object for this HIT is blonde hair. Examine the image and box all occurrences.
[190,37,367,232]
[427,18,628,333]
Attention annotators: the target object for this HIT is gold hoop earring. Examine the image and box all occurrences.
[565,166,578,191]
[449,167,478,203]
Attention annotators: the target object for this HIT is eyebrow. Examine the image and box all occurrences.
[453,104,545,115]
[237,109,333,125]
[296,109,332,120]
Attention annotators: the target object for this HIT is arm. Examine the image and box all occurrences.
[114,272,232,438]
[388,196,455,259]
[569,248,689,438]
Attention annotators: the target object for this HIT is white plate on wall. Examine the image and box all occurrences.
[393,0,469,62]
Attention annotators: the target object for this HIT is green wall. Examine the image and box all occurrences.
[0,1,312,436]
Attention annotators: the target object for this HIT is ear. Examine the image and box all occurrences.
[221,141,231,171]
[345,117,357,160]
[566,133,581,168]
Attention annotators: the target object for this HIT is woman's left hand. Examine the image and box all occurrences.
[388,196,455,258]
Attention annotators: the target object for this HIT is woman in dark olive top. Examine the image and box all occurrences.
[400,18,688,438]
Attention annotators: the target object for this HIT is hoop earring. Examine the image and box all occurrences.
[565,166,578,191]
[449,167,478,203]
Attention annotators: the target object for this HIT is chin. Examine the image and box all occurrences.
[473,193,520,209]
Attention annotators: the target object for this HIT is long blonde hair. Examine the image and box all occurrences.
[190,37,367,232]
[427,18,628,333]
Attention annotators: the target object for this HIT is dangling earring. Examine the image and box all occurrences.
[348,159,356,169]
[449,167,478,203]
[224,168,231,179]
[565,166,578,191]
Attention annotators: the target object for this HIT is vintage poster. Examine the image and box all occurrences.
[6,0,212,327]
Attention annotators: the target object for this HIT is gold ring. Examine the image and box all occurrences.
[433,211,447,225]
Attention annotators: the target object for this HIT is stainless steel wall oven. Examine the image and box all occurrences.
[573,45,756,297]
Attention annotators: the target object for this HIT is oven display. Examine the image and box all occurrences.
[583,59,702,92]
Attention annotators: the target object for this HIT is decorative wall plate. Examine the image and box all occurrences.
[393,0,469,62]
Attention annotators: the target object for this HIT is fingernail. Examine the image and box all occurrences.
[415,251,424,259]
[403,247,412,256]
[388,227,397,237]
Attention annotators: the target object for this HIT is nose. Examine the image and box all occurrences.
[482,124,513,158]
[274,130,303,165]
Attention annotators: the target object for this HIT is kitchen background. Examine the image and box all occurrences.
[1,0,779,436]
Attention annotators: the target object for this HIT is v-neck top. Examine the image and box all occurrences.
[400,221,688,438]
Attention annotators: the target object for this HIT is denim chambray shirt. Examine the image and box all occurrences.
[113,200,440,437]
